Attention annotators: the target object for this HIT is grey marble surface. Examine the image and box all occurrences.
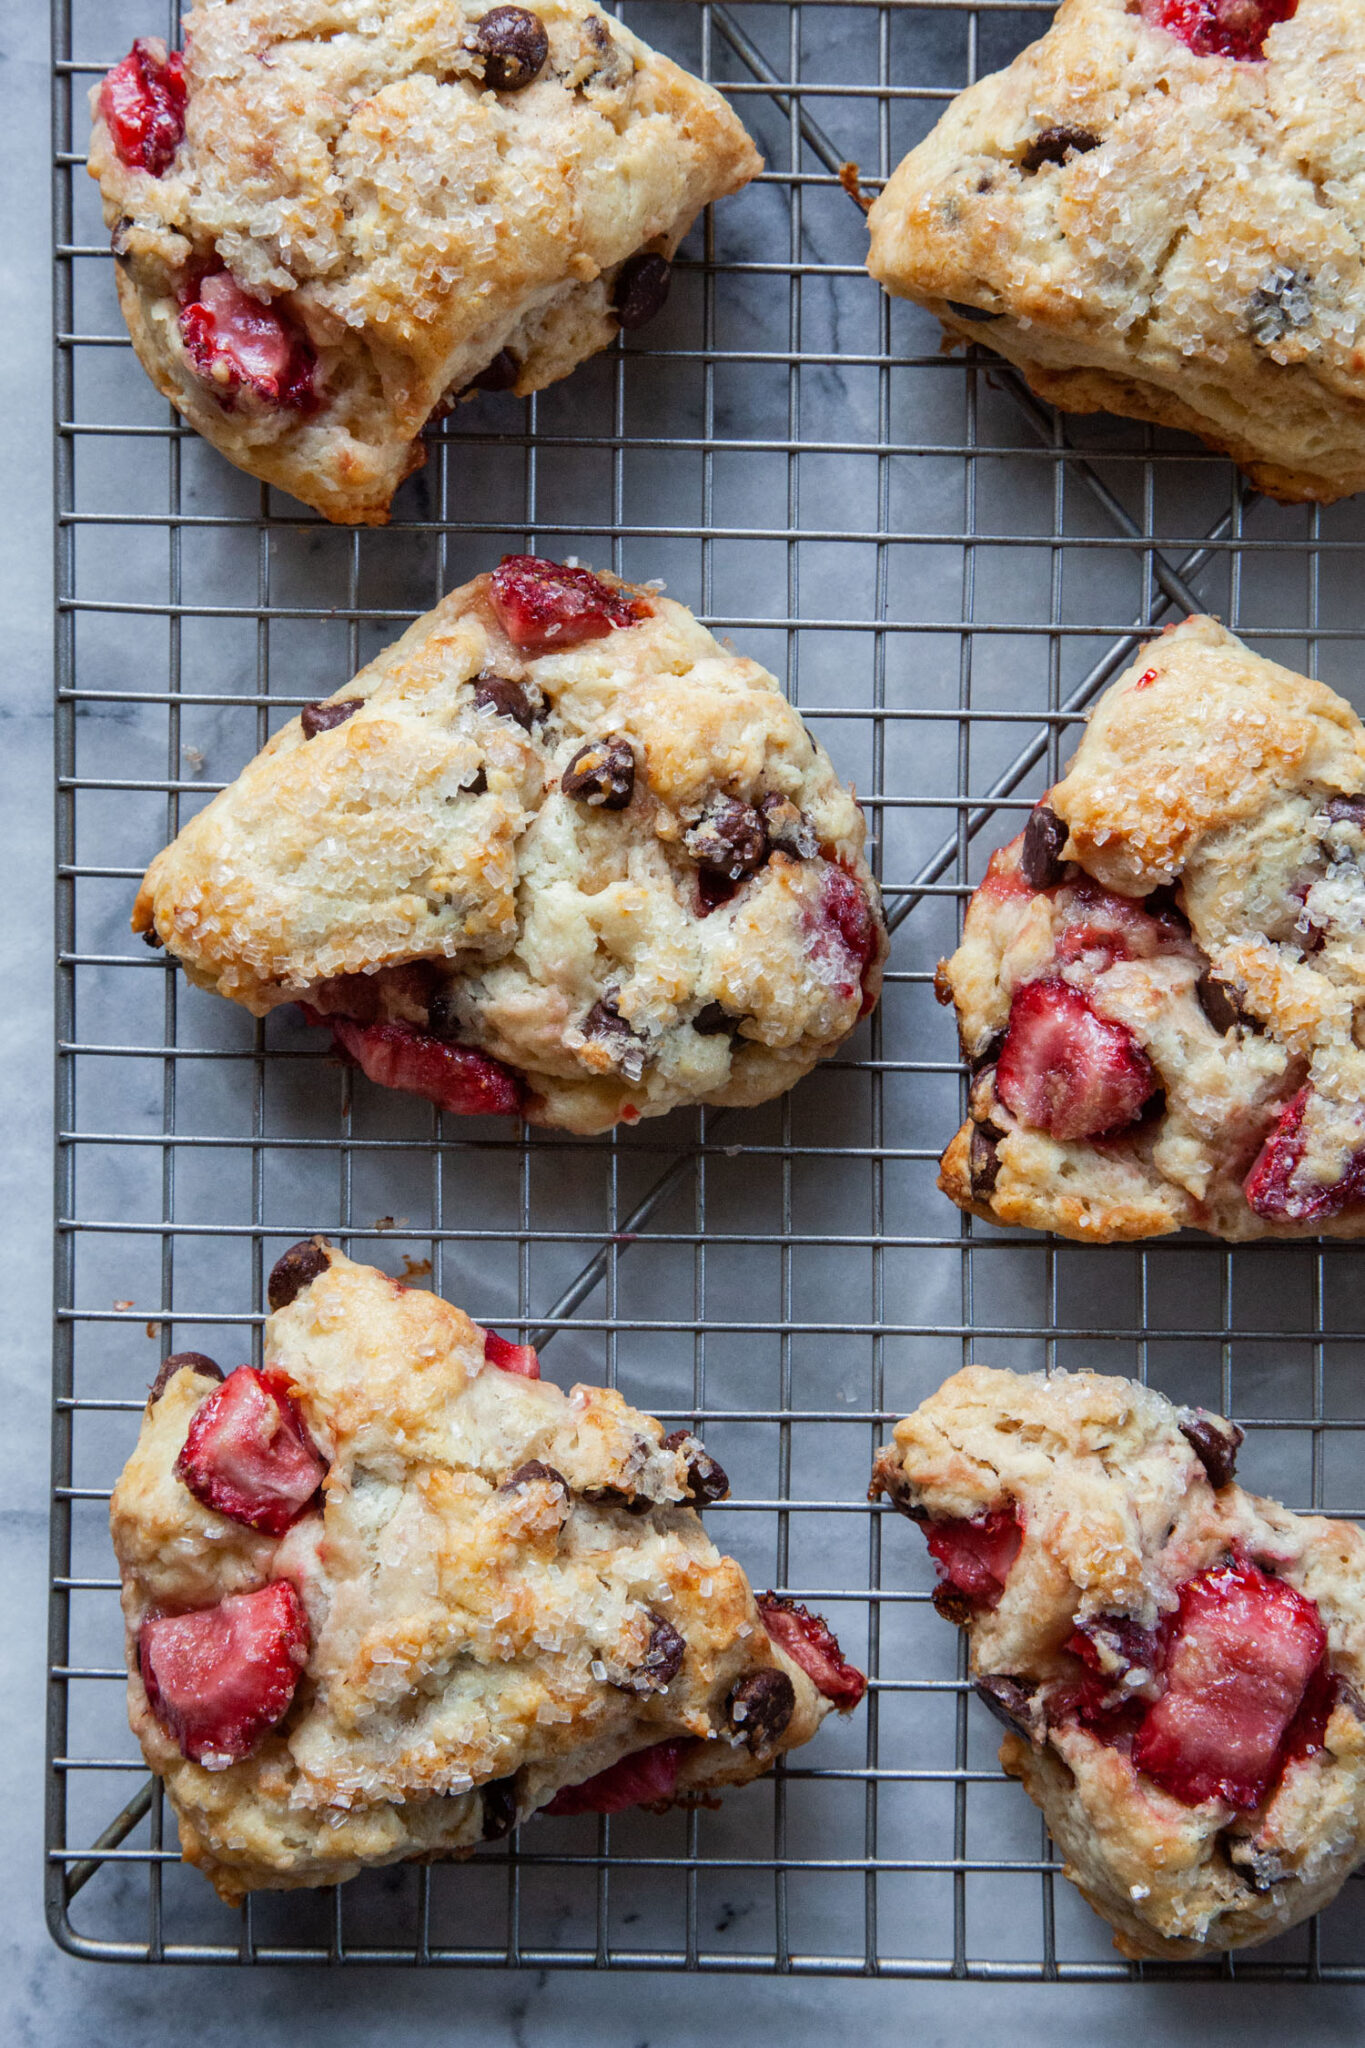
[7,2,1365,2039]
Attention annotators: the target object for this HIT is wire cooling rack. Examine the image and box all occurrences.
[48,0,1365,1979]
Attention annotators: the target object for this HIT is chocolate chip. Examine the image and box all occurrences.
[684,798,768,881]
[968,1030,1006,1074]
[474,672,543,730]
[582,994,646,1080]
[466,768,489,796]
[933,961,955,1006]
[1179,1410,1244,1491]
[974,1674,1040,1735]
[969,1123,1001,1198]
[141,927,164,950]
[759,792,817,860]
[613,253,672,332]
[1019,803,1068,889]
[561,734,636,809]
[616,1612,686,1694]
[148,1352,223,1403]
[1223,1834,1289,1893]
[692,1002,739,1037]
[931,1584,975,1627]
[267,1239,332,1312]
[427,988,461,1039]
[1019,125,1099,173]
[1196,969,1245,1036]
[464,349,520,395]
[471,6,548,91]
[300,698,360,740]
[868,1459,925,1518]
[727,1668,796,1750]
[500,1459,568,1493]
[944,299,999,323]
[1324,795,1365,830]
[582,1484,654,1516]
[1248,265,1313,349]
[662,1428,730,1504]
[481,1775,520,1841]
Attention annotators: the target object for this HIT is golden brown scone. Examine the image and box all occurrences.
[111,1242,866,1903]
[89,3,760,523]
[936,615,1365,1242]
[133,557,886,1136]
[866,0,1365,503]
[871,1363,1365,1960]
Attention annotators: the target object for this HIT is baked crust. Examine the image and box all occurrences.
[937,615,1365,1241]
[133,564,886,1135]
[89,3,760,523]
[872,1365,1365,1960]
[112,1245,856,1903]
[866,0,1365,502]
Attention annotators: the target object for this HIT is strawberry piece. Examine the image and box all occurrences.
[140,1581,310,1768]
[755,1593,868,1708]
[995,979,1157,1142]
[1052,879,1189,973]
[325,1016,525,1119]
[487,556,652,654]
[543,1738,690,1816]
[1131,1558,1327,1808]
[99,40,186,176]
[801,863,882,1013]
[178,270,319,414]
[483,1329,541,1379]
[1141,0,1298,61]
[1244,1086,1365,1223]
[174,1365,326,1535]
[921,1509,1022,1612]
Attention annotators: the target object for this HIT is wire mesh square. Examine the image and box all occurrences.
[49,0,1365,1977]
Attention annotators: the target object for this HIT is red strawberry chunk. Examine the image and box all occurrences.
[1052,879,1189,973]
[922,1508,1022,1612]
[174,1366,327,1535]
[1244,1086,1365,1223]
[1131,1558,1327,1808]
[543,1738,690,1816]
[178,270,319,414]
[1141,0,1297,61]
[755,1593,867,1709]
[995,978,1157,1142]
[100,40,186,176]
[488,556,652,654]
[483,1329,541,1379]
[812,864,882,1016]
[326,1016,525,1119]
[140,1580,310,1768]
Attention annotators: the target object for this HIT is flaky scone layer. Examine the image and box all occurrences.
[112,1247,839,1903]
[90,2,760,522]
[872,1366,1365,1960]
[938,615,1365,1241]
[133,566,885,1135]
[866,0,1365,502]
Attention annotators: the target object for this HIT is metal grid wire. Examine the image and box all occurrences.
[48,0,1365,1979]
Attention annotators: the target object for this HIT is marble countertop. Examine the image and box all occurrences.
[5,3,1365,2040]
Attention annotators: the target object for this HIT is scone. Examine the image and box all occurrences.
[112,1241,866,1903]
[89,4,760,523]
[133,556,886,1136]
[866,0,1365,503]
[936,615,1365,1242]
[871,1364,1365,1960]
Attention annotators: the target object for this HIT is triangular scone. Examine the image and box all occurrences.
[936,616,1365,1242]
[866,0,1365,503]
[872,1365,1365,1960]
[133,556,886,1135]
[89,3,760,523]
[111,1242,865,1903]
